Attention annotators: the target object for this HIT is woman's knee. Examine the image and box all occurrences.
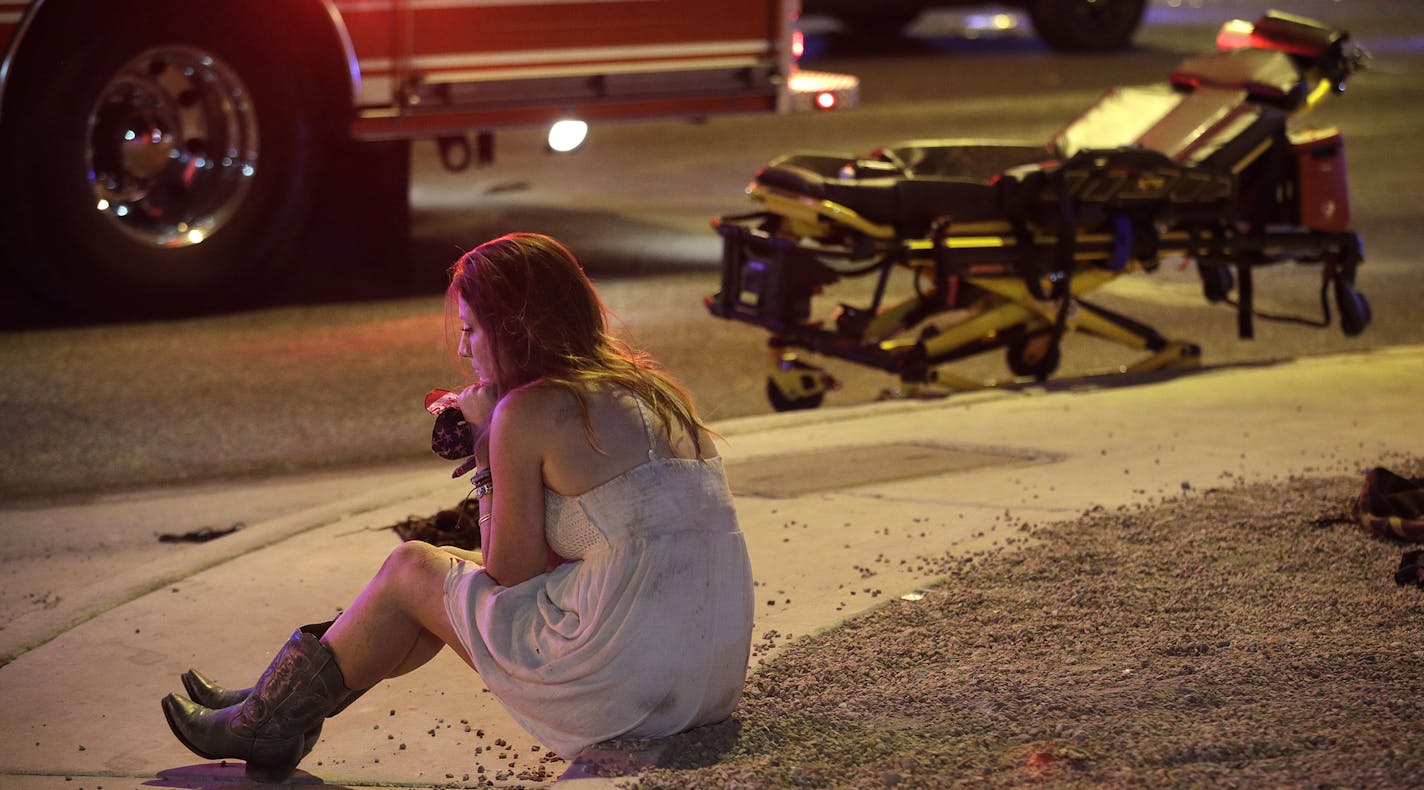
[380,541,454,588]
[379,542,468,657]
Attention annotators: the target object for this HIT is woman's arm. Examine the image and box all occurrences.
[479,388,556,587]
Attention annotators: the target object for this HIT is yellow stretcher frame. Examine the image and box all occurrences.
[713,202,1213,409]
[740,183,1214,355]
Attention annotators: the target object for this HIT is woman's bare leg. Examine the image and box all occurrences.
[321,541,476,689]
[385,628,447,678]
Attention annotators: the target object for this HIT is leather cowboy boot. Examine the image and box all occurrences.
[161,625,359,783]
[181,666,331,761]
[180,666,368,758]
[180,621,345,760]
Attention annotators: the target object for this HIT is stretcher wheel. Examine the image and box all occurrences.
[766,377,825,412]
[1335,281,1372,337]
[766,353,833,411]
[1007,332,1061,380]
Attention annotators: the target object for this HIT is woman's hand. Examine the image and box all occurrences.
[460,384,497,468]
[458,383,498,433]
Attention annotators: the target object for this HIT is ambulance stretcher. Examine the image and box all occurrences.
[707,12,1371,410]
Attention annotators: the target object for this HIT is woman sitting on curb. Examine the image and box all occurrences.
[161,232,756,782]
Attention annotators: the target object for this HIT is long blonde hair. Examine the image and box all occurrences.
[447,233,710,453]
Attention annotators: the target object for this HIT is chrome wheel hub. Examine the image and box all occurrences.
[86,46,258,248]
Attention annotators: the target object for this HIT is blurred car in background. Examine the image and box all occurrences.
[805,0,1147,51]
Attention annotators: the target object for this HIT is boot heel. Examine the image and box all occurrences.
[243,740,306,783]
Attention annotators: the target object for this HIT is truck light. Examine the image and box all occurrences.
[788,69,859,112]
[548,120,588,153]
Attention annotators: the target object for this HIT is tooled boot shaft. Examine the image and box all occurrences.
[182,621,336,709]
[228,628,349,742]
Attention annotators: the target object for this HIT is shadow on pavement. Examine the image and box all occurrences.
[149,763,343,788]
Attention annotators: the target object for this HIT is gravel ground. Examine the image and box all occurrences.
[620,459,1424,789]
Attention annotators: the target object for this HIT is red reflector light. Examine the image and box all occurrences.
[793,30,805,59]
[815,91,837,110]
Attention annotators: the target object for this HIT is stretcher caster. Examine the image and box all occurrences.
[1335,278,1372,337]
[767,353,837,411]
[1007,331,1062,380]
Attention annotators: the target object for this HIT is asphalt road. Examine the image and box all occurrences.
[2,0,1421,501]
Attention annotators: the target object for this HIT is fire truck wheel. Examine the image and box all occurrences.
[1026,0,1145,52]
[0,3,322,318]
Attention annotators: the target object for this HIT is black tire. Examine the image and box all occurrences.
[766,377,826,412]
[1334,279,1372,338]
[1007,331,1062,379]
[1026,0,1146,52]
[0,2,327,319]
[835,11,920,38]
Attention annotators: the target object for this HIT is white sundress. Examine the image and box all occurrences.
[443,397,755,757]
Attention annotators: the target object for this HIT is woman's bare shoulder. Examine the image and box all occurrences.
[492,381,589,435]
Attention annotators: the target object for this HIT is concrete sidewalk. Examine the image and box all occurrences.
[1,346,1420,789]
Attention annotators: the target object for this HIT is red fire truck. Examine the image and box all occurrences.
[0,0,855,316]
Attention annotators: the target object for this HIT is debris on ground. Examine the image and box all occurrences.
[156,524,243,543]
[391,498,480,549]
